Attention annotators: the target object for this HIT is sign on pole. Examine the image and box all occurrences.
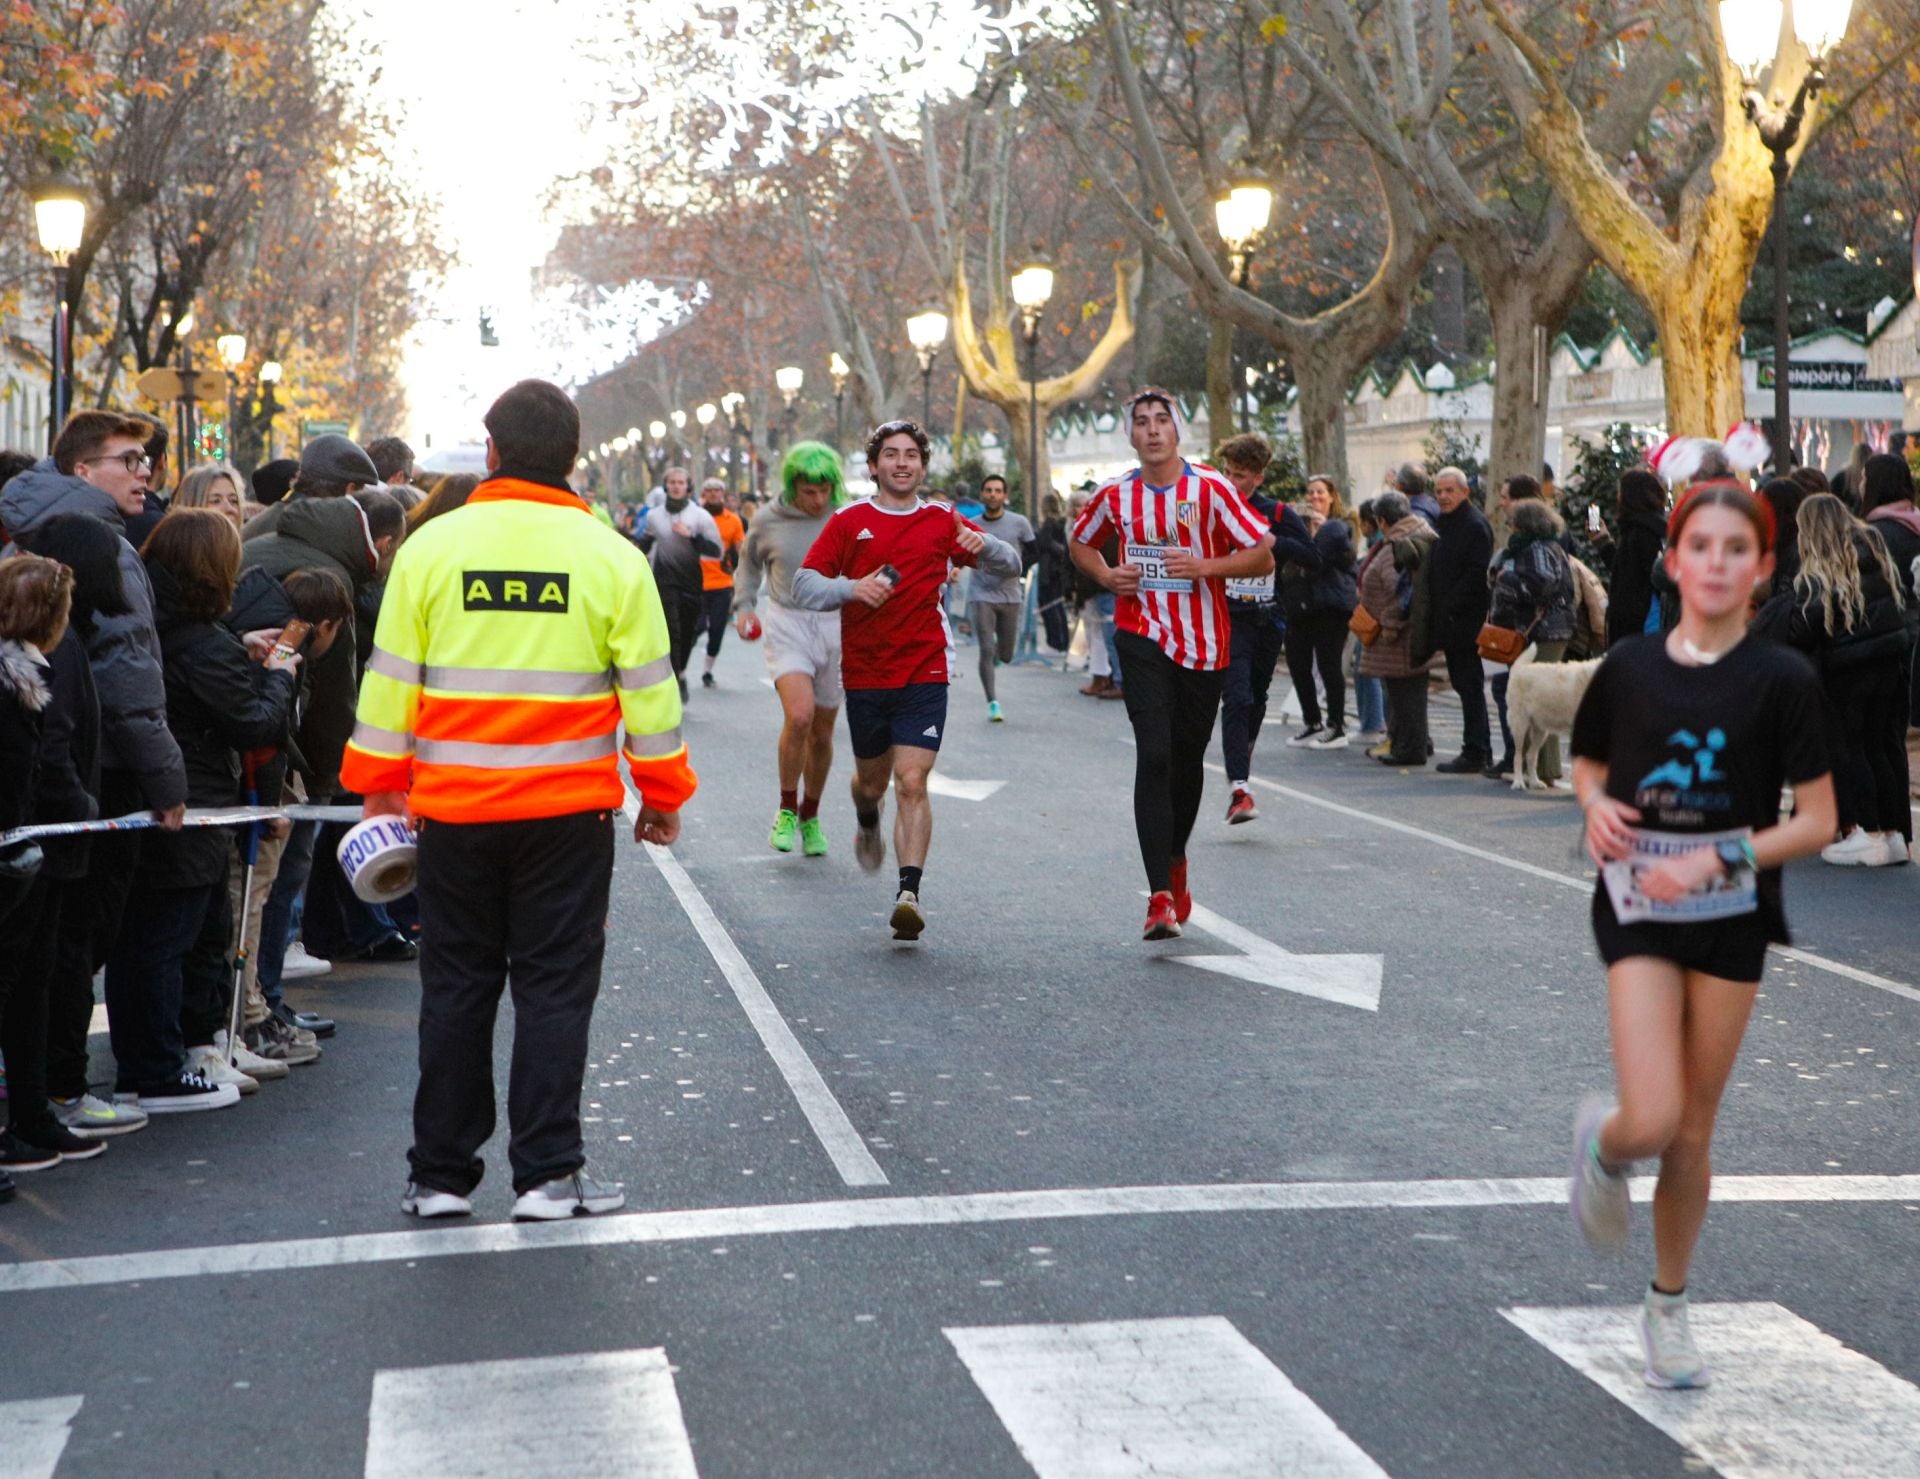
[301,420,350,445]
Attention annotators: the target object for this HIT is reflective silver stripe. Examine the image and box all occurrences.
[423,665,613,697]
[367,646,424,684]
[350,721,414,754]
[615,657,674,690]
[624,729,685,758]
[415,734,618,769]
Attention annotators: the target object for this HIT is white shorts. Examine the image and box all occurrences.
[761,603,843,709]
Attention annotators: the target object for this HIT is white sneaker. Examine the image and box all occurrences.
[1640,1286,1709,1389]
[187,1045,260,1096]
[214,1030,289,1082]
[281,941,332,980]
[50,1092,148,1138]
[1871,832,1911,867]
[1821,827,1884,866]
[402,1181,473,1219]
[1568,1096,1630,1251]
[511,1172,625,1221]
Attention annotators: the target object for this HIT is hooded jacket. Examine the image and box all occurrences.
[732,497,836,614]
[0,461,187,809]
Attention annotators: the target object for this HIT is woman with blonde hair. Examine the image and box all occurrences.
[172,463,246,527]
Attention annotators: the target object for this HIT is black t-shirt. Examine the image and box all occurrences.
[1571,632,1830,931]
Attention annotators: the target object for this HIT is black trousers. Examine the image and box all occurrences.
[1284,609,1348,732]
[1117,631,1226,892]
[1383,675,1430,761]
[1441,639,1492,760]
[694,587,733,659]
[411,809,615,1196]
[661,586,704,678]
[0,878,61,1137]
[86,770,147,972]
[1220,607,1283,784]
[179,878,232,1050]
[44,876,96,1100]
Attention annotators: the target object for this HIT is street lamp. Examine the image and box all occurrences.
[1215,180,1274,431]
[1011,257,1055,517]
[217,333,247,463]
[829,351,850,452]
[31,170,87,452]
[1723,0,1853,470]
[722,391,748,494]
[775,365,804,450]
[906,309,949,434]
[696,401,717,482]
[258,359,283,461]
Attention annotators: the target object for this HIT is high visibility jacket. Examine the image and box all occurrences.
[339,477,696,823]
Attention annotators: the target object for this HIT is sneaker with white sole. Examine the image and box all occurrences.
[50,1092,148,1139]
[1309,725,1349,750]
[854,816,886,873]
[1286,724,1325,748]
[187,1045,259,1096]
[8,1120,105,1163]
[136,1068,242,1114]
[0,1129,62,1173]
[401,1181,474,1219]
[1641,1285,1709,1388]
[1872,832,1911,867]
[511,1172,625,1221]
[280,941,332,980]
[1569,1095,1630,1251]
[214,1029,289,1082]
[245,1015,321,1066]
[1821,826,1884,866]
[889,889,926,941]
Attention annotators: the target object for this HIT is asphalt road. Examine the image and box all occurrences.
[2,636,1917,1478]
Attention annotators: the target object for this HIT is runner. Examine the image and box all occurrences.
[696,477,746,689]
[1211,434,1295,823]
[733,442,847,858]
[634,467,722,701]
[1568,479,1836,1388]
[967,474,1035,722]
[790,419,1020,940]
[1068,390,1274,939]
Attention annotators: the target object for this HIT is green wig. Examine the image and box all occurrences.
[781,441,849,507]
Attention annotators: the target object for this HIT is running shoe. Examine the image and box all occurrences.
[769,808,799,853]
[1169,857,1192,923]
[1569,1096,1630,1251]
[0,1129,62,1173]
[51,1092,148,1139]
[1226,789,1258,825]
[1142,891,1181,941]
[1310,726,1349,750]
[512,1171,626,1221]
[1287,725,1325,748]
[701,671,716,689]
[890,889,926,941]
[402,1181,473,1219]
[988,700,1004,723]
[800,817,828,857]
[1640,1286,1709,1389]
[8,1121,105,1164]
[854,817,886,873]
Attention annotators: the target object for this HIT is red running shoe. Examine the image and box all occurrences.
[1143,891,1181,940]
[1225,790,1257,825]
[1169,858,1192,923]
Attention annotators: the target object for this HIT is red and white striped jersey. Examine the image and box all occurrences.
[1071,461,1270,670]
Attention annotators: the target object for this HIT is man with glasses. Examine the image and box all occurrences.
[1,411,188,1139]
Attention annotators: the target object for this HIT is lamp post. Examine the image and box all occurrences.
[1010,257,1055,519]
[31,170,87,452]
[905,308,949,434]
[257,359,283,461]
[775,365,804,450]
[721,392,746,494]
[648,419,668,489]
[1723,0,1853,471]
[1214,180,1274,433]
[696,401,718,483]
[172,310,201,467]
[829,351,850,452]
[216,332,247,463]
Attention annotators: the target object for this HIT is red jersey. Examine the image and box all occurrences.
[1071,462,1269,670]
[801,498,986,689]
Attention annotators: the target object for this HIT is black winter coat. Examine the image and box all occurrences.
[1752,533,1912,676]
[1428,502,1494,648]
[32,632,101,881]
[223,567,303,806]
[0,640,49,921]
[1603,510,1666,646]
[1490,537,1577,642]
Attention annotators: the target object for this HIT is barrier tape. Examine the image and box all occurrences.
[1,804,366,846]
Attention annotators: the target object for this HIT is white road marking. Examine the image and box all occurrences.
[0,1394,83,1479]
[636,829,888,1188]
[1173,899,1382,1011]
[947,1316,1388,1477]
[88,1003,108,1036]
[1505,1302,1920,1478]
[1215,764,1920,1005]
[365,1349,698,1479]
[6,1173,1918,1296]
[927,774,1006,801]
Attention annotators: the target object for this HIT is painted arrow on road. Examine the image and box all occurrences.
[1170,899,1383,1012]
[928,775,1006,802]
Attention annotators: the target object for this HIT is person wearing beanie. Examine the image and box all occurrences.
[251,458,299,508]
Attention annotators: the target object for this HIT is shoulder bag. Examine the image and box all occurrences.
[1349,602,1382,647]
[1476,613,1540,666]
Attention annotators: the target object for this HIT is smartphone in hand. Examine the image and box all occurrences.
[876,563,901,588]
[1587,505,1603,533]
[268,618,312,666]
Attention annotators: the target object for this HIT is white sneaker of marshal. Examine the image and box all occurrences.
[511,1172,626,1222]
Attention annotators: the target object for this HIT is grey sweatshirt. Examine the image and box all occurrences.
[968,510,1035,602]
[732,499,833,614]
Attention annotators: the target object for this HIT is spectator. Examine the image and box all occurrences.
[1275,471,1358,749]
[1069,487,1122,698]
[1034,492,1073,652]
[1357,489,1438,766]
[251,458,299,509]
[1350,499,1387,742]
[365,436,415,487]
[0,449,37,496]
[1427,466,1495,772]
[122,414,171,548]
[174,463,246,528]
[1395,462,1440,526]
[1861,452,1920,603]
[407,473,477,533]
[1487,495,1577,783]
[1598,469,1669,643]
[1758,477,1810,598]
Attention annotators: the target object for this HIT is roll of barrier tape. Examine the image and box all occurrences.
[336,815,418,904]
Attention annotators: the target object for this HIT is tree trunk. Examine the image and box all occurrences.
[1289,352,1350,494]
[1485,288,1552,515]
[1206,316,1235,453]
[1654,276,1748,438]
[1001,395,1054,520]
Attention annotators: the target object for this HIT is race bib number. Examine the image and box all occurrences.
[1602,827,1758,925]
[1124,542,1194,595]
[1226,573,1274,602]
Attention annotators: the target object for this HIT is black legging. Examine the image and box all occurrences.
[1284,609,1349,731]
[1117,631,1226,892]
[694,587,733,659]
[660,585,704,677]
[0,877,62,1138]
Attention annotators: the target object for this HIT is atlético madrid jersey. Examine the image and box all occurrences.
[801,498,986,689]
[1071,462,1270,670]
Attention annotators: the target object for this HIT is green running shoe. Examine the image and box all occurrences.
[769,809,799,852]
[800,816,828,856]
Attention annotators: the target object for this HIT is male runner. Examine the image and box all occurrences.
[968,474,1036,722]
[635,467,721,700]
[696,476,746,688]
[1069,390,1274,940]
[791,420,1020,940]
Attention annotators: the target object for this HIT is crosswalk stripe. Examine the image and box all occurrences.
[1504,1301,1920,1478]
[946,1317,1389,1477]
[363,1349,698,1478]
[0,1394,83,1479]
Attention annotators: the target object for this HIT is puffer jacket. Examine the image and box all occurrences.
[1752,532,1912,675]
[1489,534,1577,642]
[1357,515,1440,679]
[0,461,187,809]
[1273,507,1358,619]
[32,631,101,881]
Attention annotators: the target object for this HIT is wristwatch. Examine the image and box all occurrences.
[1715,837,1758,876]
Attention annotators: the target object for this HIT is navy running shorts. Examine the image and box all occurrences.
[845,682,949,759]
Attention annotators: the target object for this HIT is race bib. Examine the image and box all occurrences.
[1226,573,1274,603]
[1602,827,1758,925]
[1125,542,1194,595]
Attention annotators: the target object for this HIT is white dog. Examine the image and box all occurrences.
[1507,645,1604,792]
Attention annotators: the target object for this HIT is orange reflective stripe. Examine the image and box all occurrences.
[407,760,622,823]
[416,693,618,747]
